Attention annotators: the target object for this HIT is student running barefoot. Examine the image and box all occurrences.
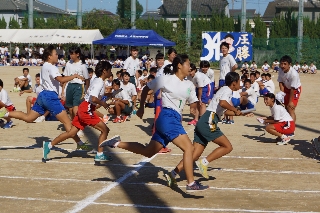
[100,54,209,192]
[277,55,302,122]
[166,72,243,183]
[219,42,237,88]
[257,93,295,145]
[188,63,212,126]
[43,61,114,162]
[0,79,16,129]
[0,45,90,151]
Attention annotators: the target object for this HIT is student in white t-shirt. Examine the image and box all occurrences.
[164,48,177,67]
[255,71,262,82]
[219,42,237,88]
[258,73,275,96]
[120,72,137,116]
[200,60,215,95]
[249,72,260,99]
[261,61,270,72]
[308,62,317,74]
[100,54,209,192]
[13,68,32,92]
[44,61,115,163]
[240,79,257,110]
[105,74,113,93]
[0,45,90,161]
[250,61,258,72]
[272,59,280,72]
[301,62,308,73]
[257,93,295,145]
[292,62,301,73]
[188,63,212,126]
[63,46,90,121]
[240,61,249,73]
[14,46,19,57]
[277,55,302,122]
[0,79,15,129]
[123,46,140,86]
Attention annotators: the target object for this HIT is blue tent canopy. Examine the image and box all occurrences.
[92,29,176,47]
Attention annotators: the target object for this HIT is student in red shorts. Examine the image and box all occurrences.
[0,79,16,129]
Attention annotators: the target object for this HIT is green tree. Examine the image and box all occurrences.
[0,16,7,29]
[116,0,143,22]
[9,17,20,29]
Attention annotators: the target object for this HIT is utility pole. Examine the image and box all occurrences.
[186,0,192,47]
[28,0,33,29]
[241,0,246,32]
[131,0,136,29]
[297,0,304,61]
[232,0,234,10]
[65,0,68,12]
[77,0,82,29]
[146,0,148,12]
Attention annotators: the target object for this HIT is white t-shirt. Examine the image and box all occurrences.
[255,77,262,82]
[18,74,32,86]
[250,64,257,71]
[192,72,211,88]
[219,54,237,80]
[63,60,89,84]
[155,65,166,78]
[270,104,293,122]
[309,65,317,72]
[90,73,97,86]
[242,64,249,69]
[105,80,113,87]
[293,65,300,72]
[277,67,301,89]
[263,79,275,94]
[40,62,61,94]
[39,48,44,55]
[33,84,43,96]
[121,82,137,100]
[243,87,257,105]
[0,47,5,54]
[0,89,13,106]
[164,60,172,67]
[200,68,215,82]
[147,74,198,115]
[84,77,105,106]
[262,64,270,71]
[273,61,279,67]
[207,86,232,119]
[123,56,140,76]
[301,65,308,71]
[114,89,131,106]
[251,81,260,97]
[15,47,19,55]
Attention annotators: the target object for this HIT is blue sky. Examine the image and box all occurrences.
[40,0,272,16]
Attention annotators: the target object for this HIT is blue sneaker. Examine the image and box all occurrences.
[94,153,112,162]
[99,135,121,148]
[43,141,51,160]
[226,120,234,124]
[132,109,137,115]
[3,121,13,129]
[186,181,209,192]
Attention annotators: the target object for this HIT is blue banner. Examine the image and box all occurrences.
[200,32,253,62]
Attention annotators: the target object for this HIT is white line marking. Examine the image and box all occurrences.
[0,196,318,213]
[66,155,157,213]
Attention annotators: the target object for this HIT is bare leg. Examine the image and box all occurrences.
[51,126,79,146]
[265,124,282,137]
[8,110,40,123]
[199,103,206,117]
[26,96,33,113]
[285,106,296,122]
[72,106,79,119]
[117,139,163,158]
[205,135,233,162]
[55,110,81,143]
[92,121,110,152]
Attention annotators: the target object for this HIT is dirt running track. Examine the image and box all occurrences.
[0,66,319,213]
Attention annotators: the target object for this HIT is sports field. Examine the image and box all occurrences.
[0,66,319,213]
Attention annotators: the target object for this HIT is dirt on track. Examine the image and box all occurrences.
[0,66,319,213]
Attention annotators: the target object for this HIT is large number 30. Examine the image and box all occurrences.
[200,32,221,62]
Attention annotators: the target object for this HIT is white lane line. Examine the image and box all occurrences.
[2,175,319,194]
[1,158,320,175]
[66,155,157,213]
[0,196,318,213]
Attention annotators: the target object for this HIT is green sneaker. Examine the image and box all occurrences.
[76,141,93,151]
[164,171,177,187]
[94,153,112,162]
[43,141,51,160]
[196,159,209,179]
[0,108,8,118]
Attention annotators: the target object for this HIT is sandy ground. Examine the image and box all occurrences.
[0,66,320,213]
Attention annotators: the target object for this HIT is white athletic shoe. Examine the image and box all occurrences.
[77,130,84,138]
[34,115,45,122]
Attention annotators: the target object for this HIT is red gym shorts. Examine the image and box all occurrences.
[72,101,100,130]
[274,121,295,135]
[5,105,16,112]
[284,86,301,106]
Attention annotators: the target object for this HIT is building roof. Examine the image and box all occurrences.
[229,9,258,19]
[141,11,162,20]
[158,0,229,17]
[263,0,320,22]
[0,0,68,14]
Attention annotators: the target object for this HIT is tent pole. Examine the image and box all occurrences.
[163,47,165,56]
[91,44,93,60]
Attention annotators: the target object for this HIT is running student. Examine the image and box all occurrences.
[219,42,237,88]
[100,54,209,192]
[188,63,212,126]
[257,93,295,145]
[0,45,92,152]
[277,55,302,122]
[165,72,244,183]
[0,79,15,129]
[43,61,114,162]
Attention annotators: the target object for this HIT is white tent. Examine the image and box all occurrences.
[0,29,103,44]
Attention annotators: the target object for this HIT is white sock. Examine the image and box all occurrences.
[4,112,9,117]
[97,152,103,156]
[48,143,53,149]
[187,181,195,186]
[171,170,178,178]
[77,141,84,145]
[114,141,120,148]
[202,158,209,166]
